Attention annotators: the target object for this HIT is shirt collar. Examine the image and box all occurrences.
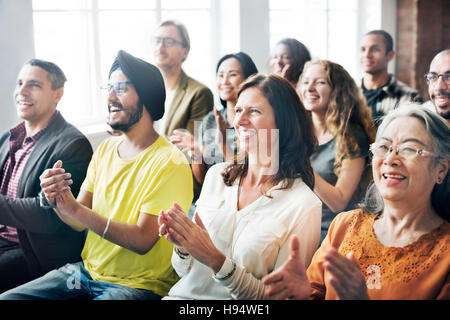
[10,111,58,143]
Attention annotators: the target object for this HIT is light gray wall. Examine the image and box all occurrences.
[239,0,270,73]
[0,0,35,132]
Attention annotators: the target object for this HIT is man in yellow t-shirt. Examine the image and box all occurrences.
[0,50,193,300]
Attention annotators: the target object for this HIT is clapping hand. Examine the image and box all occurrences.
[262,235,312,300]
[158,203,225,273]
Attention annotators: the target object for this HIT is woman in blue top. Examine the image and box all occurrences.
[170,52,257,185]
[297,60,376,243]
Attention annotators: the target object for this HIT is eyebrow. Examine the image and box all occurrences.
[380,137,427,146]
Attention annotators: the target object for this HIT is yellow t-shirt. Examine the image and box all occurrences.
[80,135,193,297]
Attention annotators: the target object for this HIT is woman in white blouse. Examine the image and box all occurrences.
[158,74,322,300]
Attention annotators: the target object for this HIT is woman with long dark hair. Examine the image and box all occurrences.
[159,74,322,299]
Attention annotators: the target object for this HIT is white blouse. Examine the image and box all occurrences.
[165,162,322,300]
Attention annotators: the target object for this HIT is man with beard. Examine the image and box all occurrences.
[0,51,193,300]
[425,49,450,126]
[0,59,92,292]
[360,30,422,125]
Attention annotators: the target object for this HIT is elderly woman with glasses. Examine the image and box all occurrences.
[262,104,450,300]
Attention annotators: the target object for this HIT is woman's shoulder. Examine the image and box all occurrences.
[331,208,374,233]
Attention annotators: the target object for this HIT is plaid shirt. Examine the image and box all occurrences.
[0,121,50,242]
[362,74,423,125]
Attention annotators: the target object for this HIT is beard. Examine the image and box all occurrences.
[432,91,450,119]
[108,100,144,132]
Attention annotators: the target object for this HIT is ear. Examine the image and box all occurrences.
[54,87,64,105]
[181,47,189,62]
[386,50,395,63]
[435,159,449,184]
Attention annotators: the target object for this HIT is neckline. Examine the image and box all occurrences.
[369,213,447,249]
[232,175,283,214]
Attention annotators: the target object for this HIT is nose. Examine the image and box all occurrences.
[107,87,118,101]
[222,74,230,85]
[434,75,448,90]
[233,110,248,128]
[383,146,400,166]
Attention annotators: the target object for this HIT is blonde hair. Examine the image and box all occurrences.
[298,60,376,177]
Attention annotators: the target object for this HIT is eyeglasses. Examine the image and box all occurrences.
[370,143,436,160]
[271,54,291,61]
[424,72,450,85]
[100,81,133,96]
[152,37,184,47]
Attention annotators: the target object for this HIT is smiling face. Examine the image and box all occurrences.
[14,64,63,127]
[107,70,143,132]
[153,25,189,71]
[270,43,291,76]
[428,50,450,120]
[360,34,394,75]
[298,63,332,115]
[216,57,245,106]
[372,116,442,206]
[233,87,277,155]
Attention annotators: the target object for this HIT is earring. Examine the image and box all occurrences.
[437,177,443,184]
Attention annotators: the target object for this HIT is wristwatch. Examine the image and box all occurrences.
[39,191,57,209]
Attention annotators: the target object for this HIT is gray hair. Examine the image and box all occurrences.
[27,58,67,89]
[362,103,450,220]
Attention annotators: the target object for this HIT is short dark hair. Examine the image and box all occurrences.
[159,20,190,51]
[365,30,394,54]
[27,59,67,89]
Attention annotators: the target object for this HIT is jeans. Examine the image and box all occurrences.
[0,237,32,293]
[0,261,161,300]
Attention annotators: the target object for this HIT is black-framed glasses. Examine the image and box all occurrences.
[152,37,184,47]
[100,81,133,96]
[424,72,450,85]
[370,142,436,160]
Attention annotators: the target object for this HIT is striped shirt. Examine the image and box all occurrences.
[0,121,50,242]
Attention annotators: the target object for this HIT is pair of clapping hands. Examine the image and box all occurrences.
[39,160,77,213]
[158,203,226,273]
[169,106,228,160]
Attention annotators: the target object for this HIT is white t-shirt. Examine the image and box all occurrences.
[165,162,322,300]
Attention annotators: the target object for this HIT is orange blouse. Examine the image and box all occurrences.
[306,209,450,300]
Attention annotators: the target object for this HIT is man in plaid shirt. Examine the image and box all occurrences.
[0,59,92,292]
[360,30,422,126]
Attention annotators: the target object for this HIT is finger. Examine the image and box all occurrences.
[323,260,349,285]
[327,275,348,300]
[167,227,187,246]
[41,174,73,190]
[347,251,360,268]
[289,235,301,260]
[53,160,63,169]
[193,211,206,230]
[266,285,290,300]
[40,167,66,180]
[166,207,193,235]
[262,270,284,286]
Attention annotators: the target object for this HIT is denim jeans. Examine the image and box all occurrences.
[0,261,161,300]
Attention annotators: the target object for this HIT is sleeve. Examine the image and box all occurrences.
[306,211,356,300]
[274,199,322,270]
[171,248,194,277]
[185,86,214,135]
[436,273,450,300]
[0,137,92,233]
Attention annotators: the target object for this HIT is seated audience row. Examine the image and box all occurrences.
[0,18,448,300]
